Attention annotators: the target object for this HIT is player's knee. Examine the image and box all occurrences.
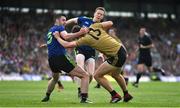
[88,71,94,77]
[52,74,59,82]
[94,73,101,80]
[111,72,118,78]
[89,74,93,77]
[52,77,59,82]
[89,74,93,80]
[94,74,98,80]
[137,66,144,72]
[82,72,89,79]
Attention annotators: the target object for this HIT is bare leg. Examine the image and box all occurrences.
[69,66,91,103]
[133,64,145,87]
[69,66,89,95]
[42,73,59,102]
[74,54,85,97]
[56,80,64,92]
[47,73,59,94]
[111,70,127,92]
[85,58,95,83]
[94,61,122,103]
[74,54,85,86]
[94,56,104,88]
[94,62,115,92]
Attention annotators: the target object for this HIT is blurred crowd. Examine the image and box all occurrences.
[0,11,180,76]
[109,17,180,76]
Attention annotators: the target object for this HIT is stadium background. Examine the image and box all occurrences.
[0,0,180,81]
[1,0,180,107]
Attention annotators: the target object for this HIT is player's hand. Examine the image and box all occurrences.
[39,44,47,48]
[80,27,89,34]
[140,44,145,48]
[152,44,155,48]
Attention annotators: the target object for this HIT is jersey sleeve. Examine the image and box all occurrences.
[77,16,93,27]
[58,26,65,32]
[51,26,65,40]
[145,36,152,45]
[53,26,65,33]
[137,37,140,44]
[77,16,84,25]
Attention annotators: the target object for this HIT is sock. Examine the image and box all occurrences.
[96,83,101,87]
[78,87,81,93]
[124,77,129,85]
[123,90,128,96]
[46,93,50,97]
[81,93,88,100]
[153,67,164,72]
[110,90,117,97]
[57,81,62,86]
[136,72,142,84]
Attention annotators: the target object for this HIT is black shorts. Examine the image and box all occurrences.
[75,46,95,61]
[106,46,127,67]
[48,55,75,73]
[138,53,152,67]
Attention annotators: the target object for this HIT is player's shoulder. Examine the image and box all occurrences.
[55,25,65,30]
[49,25,65,33]
[51,25,62,29]
[90,23,102,28]
[82,16,90,18]
[78,16,93,21]
[144,34,151,39]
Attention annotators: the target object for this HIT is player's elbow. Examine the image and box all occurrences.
[60,34,69,40]
[102,21,113,29]
[62,35,69,40]
[66,18,77,25]
[64,42,76,48]
[109,21,113,26]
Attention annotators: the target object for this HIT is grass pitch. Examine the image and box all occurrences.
[0,81,180,107]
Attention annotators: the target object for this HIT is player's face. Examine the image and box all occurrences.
[139,28,146,36]
[93,10,105,22]
[58,16,66,26]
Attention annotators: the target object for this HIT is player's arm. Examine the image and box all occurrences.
[39,43,47,48]
[54,31,77,48]
[65,18,78,26]
[60,27,88,40]
[140,44,154,48]
[101,21,113,30]
[140,37,154,48]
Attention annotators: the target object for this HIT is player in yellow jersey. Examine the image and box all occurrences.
[94,27,129,88]
[54,20,133,103]
[108,28,129,85]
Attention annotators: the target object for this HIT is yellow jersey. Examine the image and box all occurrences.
[76,23,123,57]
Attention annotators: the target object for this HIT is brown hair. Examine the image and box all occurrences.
[71,25,81,33]
[53,14,66,22]
[95,7,106,13]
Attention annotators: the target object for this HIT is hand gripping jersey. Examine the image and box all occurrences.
[75,16,95,54]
